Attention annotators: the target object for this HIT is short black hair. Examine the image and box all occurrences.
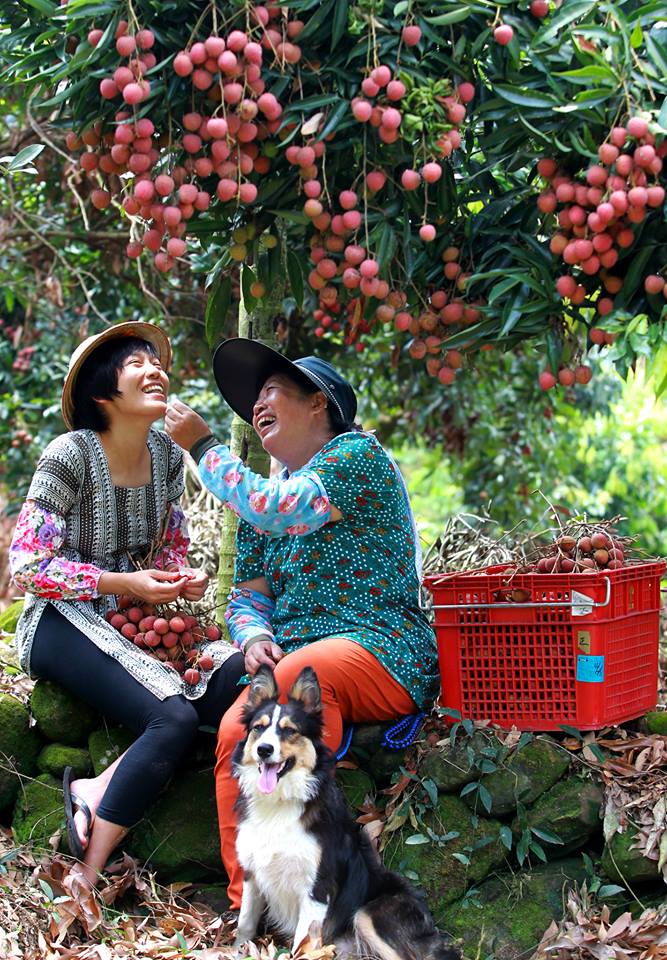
[72,337,159,432]
[282,372,351,436]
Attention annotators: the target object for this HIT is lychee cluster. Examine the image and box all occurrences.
[538,116,665,328]
[106,594,222,685]
[65,7,303,272]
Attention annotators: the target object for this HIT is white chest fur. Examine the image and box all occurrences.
[237,796,322,936]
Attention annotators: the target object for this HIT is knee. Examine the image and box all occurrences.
[150,697,200,747]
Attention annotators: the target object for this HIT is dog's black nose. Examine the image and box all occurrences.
[257,743,274,760]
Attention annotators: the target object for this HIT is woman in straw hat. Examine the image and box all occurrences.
[9,322,244,888]
[165,337,439,911]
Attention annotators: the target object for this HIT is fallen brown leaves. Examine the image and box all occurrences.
[588,733,667,879]
[0,829,332,960]
[534,887,667,959]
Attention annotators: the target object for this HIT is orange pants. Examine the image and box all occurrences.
[214,637,417,908]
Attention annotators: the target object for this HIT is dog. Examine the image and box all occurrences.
[232,665,460,960]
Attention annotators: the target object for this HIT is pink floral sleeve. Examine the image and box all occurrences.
[9,501,103,601]
[152,504,191,571]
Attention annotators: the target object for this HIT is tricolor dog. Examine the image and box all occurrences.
[232,665,460,960]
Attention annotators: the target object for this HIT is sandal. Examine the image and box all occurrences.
[62,766,92,860]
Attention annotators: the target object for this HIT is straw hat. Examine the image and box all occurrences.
[61,321,172,430]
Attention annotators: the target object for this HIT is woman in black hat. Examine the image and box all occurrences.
[9,323,245,888]
[165,337,439,909]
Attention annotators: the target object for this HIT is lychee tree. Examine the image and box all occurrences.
[2,0,665,394]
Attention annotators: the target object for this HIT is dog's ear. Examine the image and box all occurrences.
[247,665,279,708]
[288,667,322,714]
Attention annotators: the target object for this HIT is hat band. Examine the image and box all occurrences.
[293,362,346,421]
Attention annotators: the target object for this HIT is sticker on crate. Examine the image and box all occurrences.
[576,655,605,683]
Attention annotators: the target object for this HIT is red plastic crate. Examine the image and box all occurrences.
[425,560,666,731]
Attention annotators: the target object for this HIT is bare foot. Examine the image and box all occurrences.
[69,777,100,851]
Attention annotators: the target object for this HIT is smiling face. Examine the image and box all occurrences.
[252,373,332,470]
[101,349,169,424]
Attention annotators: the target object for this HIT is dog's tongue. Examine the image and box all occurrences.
[258,762,280,794]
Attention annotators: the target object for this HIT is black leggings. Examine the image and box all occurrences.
[31,605,245,827]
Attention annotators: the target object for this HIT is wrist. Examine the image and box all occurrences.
[190,433,220,463]
[97,571,131,596]
[243,633,273,652]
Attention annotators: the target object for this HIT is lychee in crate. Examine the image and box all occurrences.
[425,559,665,732]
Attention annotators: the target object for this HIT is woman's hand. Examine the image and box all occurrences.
[172,566,209,601]
[244,639,284,676]
[98,569,188,604]
[165,399,212,452]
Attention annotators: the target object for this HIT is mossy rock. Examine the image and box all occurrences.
[601,829,661,885]
[382,793,506,914]
[88,726,136,776]
[440,856,588,960]
[31,681,99,746]
[350,723,390,755]
[0,600,24,634]
[511,775,604,857]
[419,731,492,792]
[0,694,43,813]
[127,768,222,882]
[464,737,571,817]
[367,747,407,786]
[12,773,63,849]
[37,744,92,780]
[336,767,374,809]
[645,711,667,735]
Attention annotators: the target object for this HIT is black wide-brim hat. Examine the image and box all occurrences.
[212,338,357,427]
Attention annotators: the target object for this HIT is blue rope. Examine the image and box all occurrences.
[335,724,354,760]
[381,712,426,750]
[335,713,426,760]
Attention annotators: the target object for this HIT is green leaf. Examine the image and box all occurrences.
[205,275,232,350]
[331,0,349,50]
[422,778,439,807]
[535,1,597,43]
[451,852,471,865]
[559,725,583,740]
[7,143,45,171]
[424,7,472,26]
[494,85,558,109]
[286,249,304,309]
[459,781,478,797]
[529,840,547,862]
[630,19,643,48]
[20,0,57,13]
[394,0,409,13]
[499,826,513,850]
[597,884,626,897]
[39,879,54,900]
[531,827,564,845]
[241,264,257,311]
[405,833,430,845]
[296,0,337,41]
[478,784,493,814]
[375,222,397,272]
[556,65,617,83]
[657,96,667,131]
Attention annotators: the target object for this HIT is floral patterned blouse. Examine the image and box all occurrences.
[9,429,236,701]
[228,432,439,710]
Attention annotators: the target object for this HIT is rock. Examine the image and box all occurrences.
[382,793,506,912]
[465,737,571,817]
[601,829,661,885]
[12,773,63,849]
[88,726,136,776]
[419,731,491,792]
[37,744,92,780]
[31,680,98,746]
[0,600,24,634]
[336,767,374,809]
[645,711,667,735]
[0,694,42,813]
[367,748,406,785]
[188,884,232,915]
[511,775,603,857]
[127,768,222,882]
[440,856,588,960]
[350,723,390,756]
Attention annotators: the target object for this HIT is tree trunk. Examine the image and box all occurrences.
[216,288,280,632]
